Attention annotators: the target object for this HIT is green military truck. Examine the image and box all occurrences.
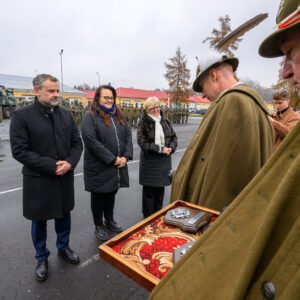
[0,85,17,119]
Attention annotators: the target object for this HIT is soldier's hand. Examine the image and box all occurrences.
[267,115,275,123]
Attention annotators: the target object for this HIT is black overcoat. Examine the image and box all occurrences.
[10,99,83,220]
[81,111,133,193]
[137,111,177,187]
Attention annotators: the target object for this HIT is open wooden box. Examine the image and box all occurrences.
[99,200,219,291]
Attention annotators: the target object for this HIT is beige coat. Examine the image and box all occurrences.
[170,84,274,211]
[272,107,300,149]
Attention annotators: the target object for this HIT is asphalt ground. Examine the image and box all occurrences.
[0,117,201,300]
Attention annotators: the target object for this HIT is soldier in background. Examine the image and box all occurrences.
[163,105,170,121]
[169,106,174,124]
[127,104,133,128]
[180,105,185,124]
[78,102,84,125]
[177,105,181,124]
[173,106,178,124]
[137,103,143,125]
[185,105,189,124]
[132,103,139,128]
[70,102,77,126]
[60,97,70,110]
[85,101,91,111]
[122,103,128,124]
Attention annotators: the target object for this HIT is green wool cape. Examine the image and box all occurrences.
[150,122,300,300]
[170,84,274,211]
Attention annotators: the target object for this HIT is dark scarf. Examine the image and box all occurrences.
[99,103,116,115]
[276,106,289,117]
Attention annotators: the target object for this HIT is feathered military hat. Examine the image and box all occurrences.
[259,0,300,57]
[192,50,239,93]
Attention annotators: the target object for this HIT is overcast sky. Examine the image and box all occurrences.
[1,0,281,90]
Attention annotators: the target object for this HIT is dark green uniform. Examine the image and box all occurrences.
[151,122,300,300]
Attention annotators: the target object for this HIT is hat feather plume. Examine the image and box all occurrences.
[216,13,268,52]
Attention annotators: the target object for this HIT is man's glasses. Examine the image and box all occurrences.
[101,96,114,100]
[149,106,160,112]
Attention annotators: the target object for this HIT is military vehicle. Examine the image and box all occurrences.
[0,85,17,119]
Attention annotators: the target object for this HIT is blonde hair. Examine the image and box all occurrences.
[144,97,160,113]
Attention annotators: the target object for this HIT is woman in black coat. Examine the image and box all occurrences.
[137,97,177,218]
[81,85,133,240]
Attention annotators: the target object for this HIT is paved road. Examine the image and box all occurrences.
[0,117,201,300]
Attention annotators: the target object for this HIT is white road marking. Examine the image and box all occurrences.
[79,253,99,268]
[0,148,186,196]
[0,187,23,195]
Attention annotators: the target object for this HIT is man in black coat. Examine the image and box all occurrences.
[10,74,83,282]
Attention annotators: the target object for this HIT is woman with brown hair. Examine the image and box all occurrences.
[81,85,133,240]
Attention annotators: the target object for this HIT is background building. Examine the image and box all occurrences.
[83,87,211,110]
[0,74,87,104]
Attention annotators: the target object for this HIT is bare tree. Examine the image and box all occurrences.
[164,47,191,105]
[242,78,274,102]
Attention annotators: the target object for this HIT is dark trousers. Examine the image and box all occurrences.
[142,186,165,218]
[31,212,71,262]
[91,190,117,226]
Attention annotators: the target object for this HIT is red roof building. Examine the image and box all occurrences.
[82,87,210,108]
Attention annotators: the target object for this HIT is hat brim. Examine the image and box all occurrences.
[259,22,300,58]
[193,57,239,93]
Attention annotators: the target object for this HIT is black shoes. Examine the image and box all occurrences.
[104,220,123,232]
[58,247,80,264]
[95,225,109,241]
[35,248,79,282]
[35,260,48,282]
[94,221,122,241]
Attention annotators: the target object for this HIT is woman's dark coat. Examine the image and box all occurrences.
[10,99,83,221]
[81,111,133,194]
[137,111,177,187]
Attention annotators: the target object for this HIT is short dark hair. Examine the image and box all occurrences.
[32,74,59,89]
[273,90,289,100]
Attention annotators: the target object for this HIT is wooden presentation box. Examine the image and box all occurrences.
[99,200,219,291]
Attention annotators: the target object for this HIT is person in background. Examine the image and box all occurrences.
[10,74,83,282]
[81,85,133,241]
[269,90,300,149]
[137,96,177,218]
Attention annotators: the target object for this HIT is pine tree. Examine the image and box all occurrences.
[164,47,191,105]
[203,15,242,56]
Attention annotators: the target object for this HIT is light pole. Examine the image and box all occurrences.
[96,72,100,86]
[59,49,64,95]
